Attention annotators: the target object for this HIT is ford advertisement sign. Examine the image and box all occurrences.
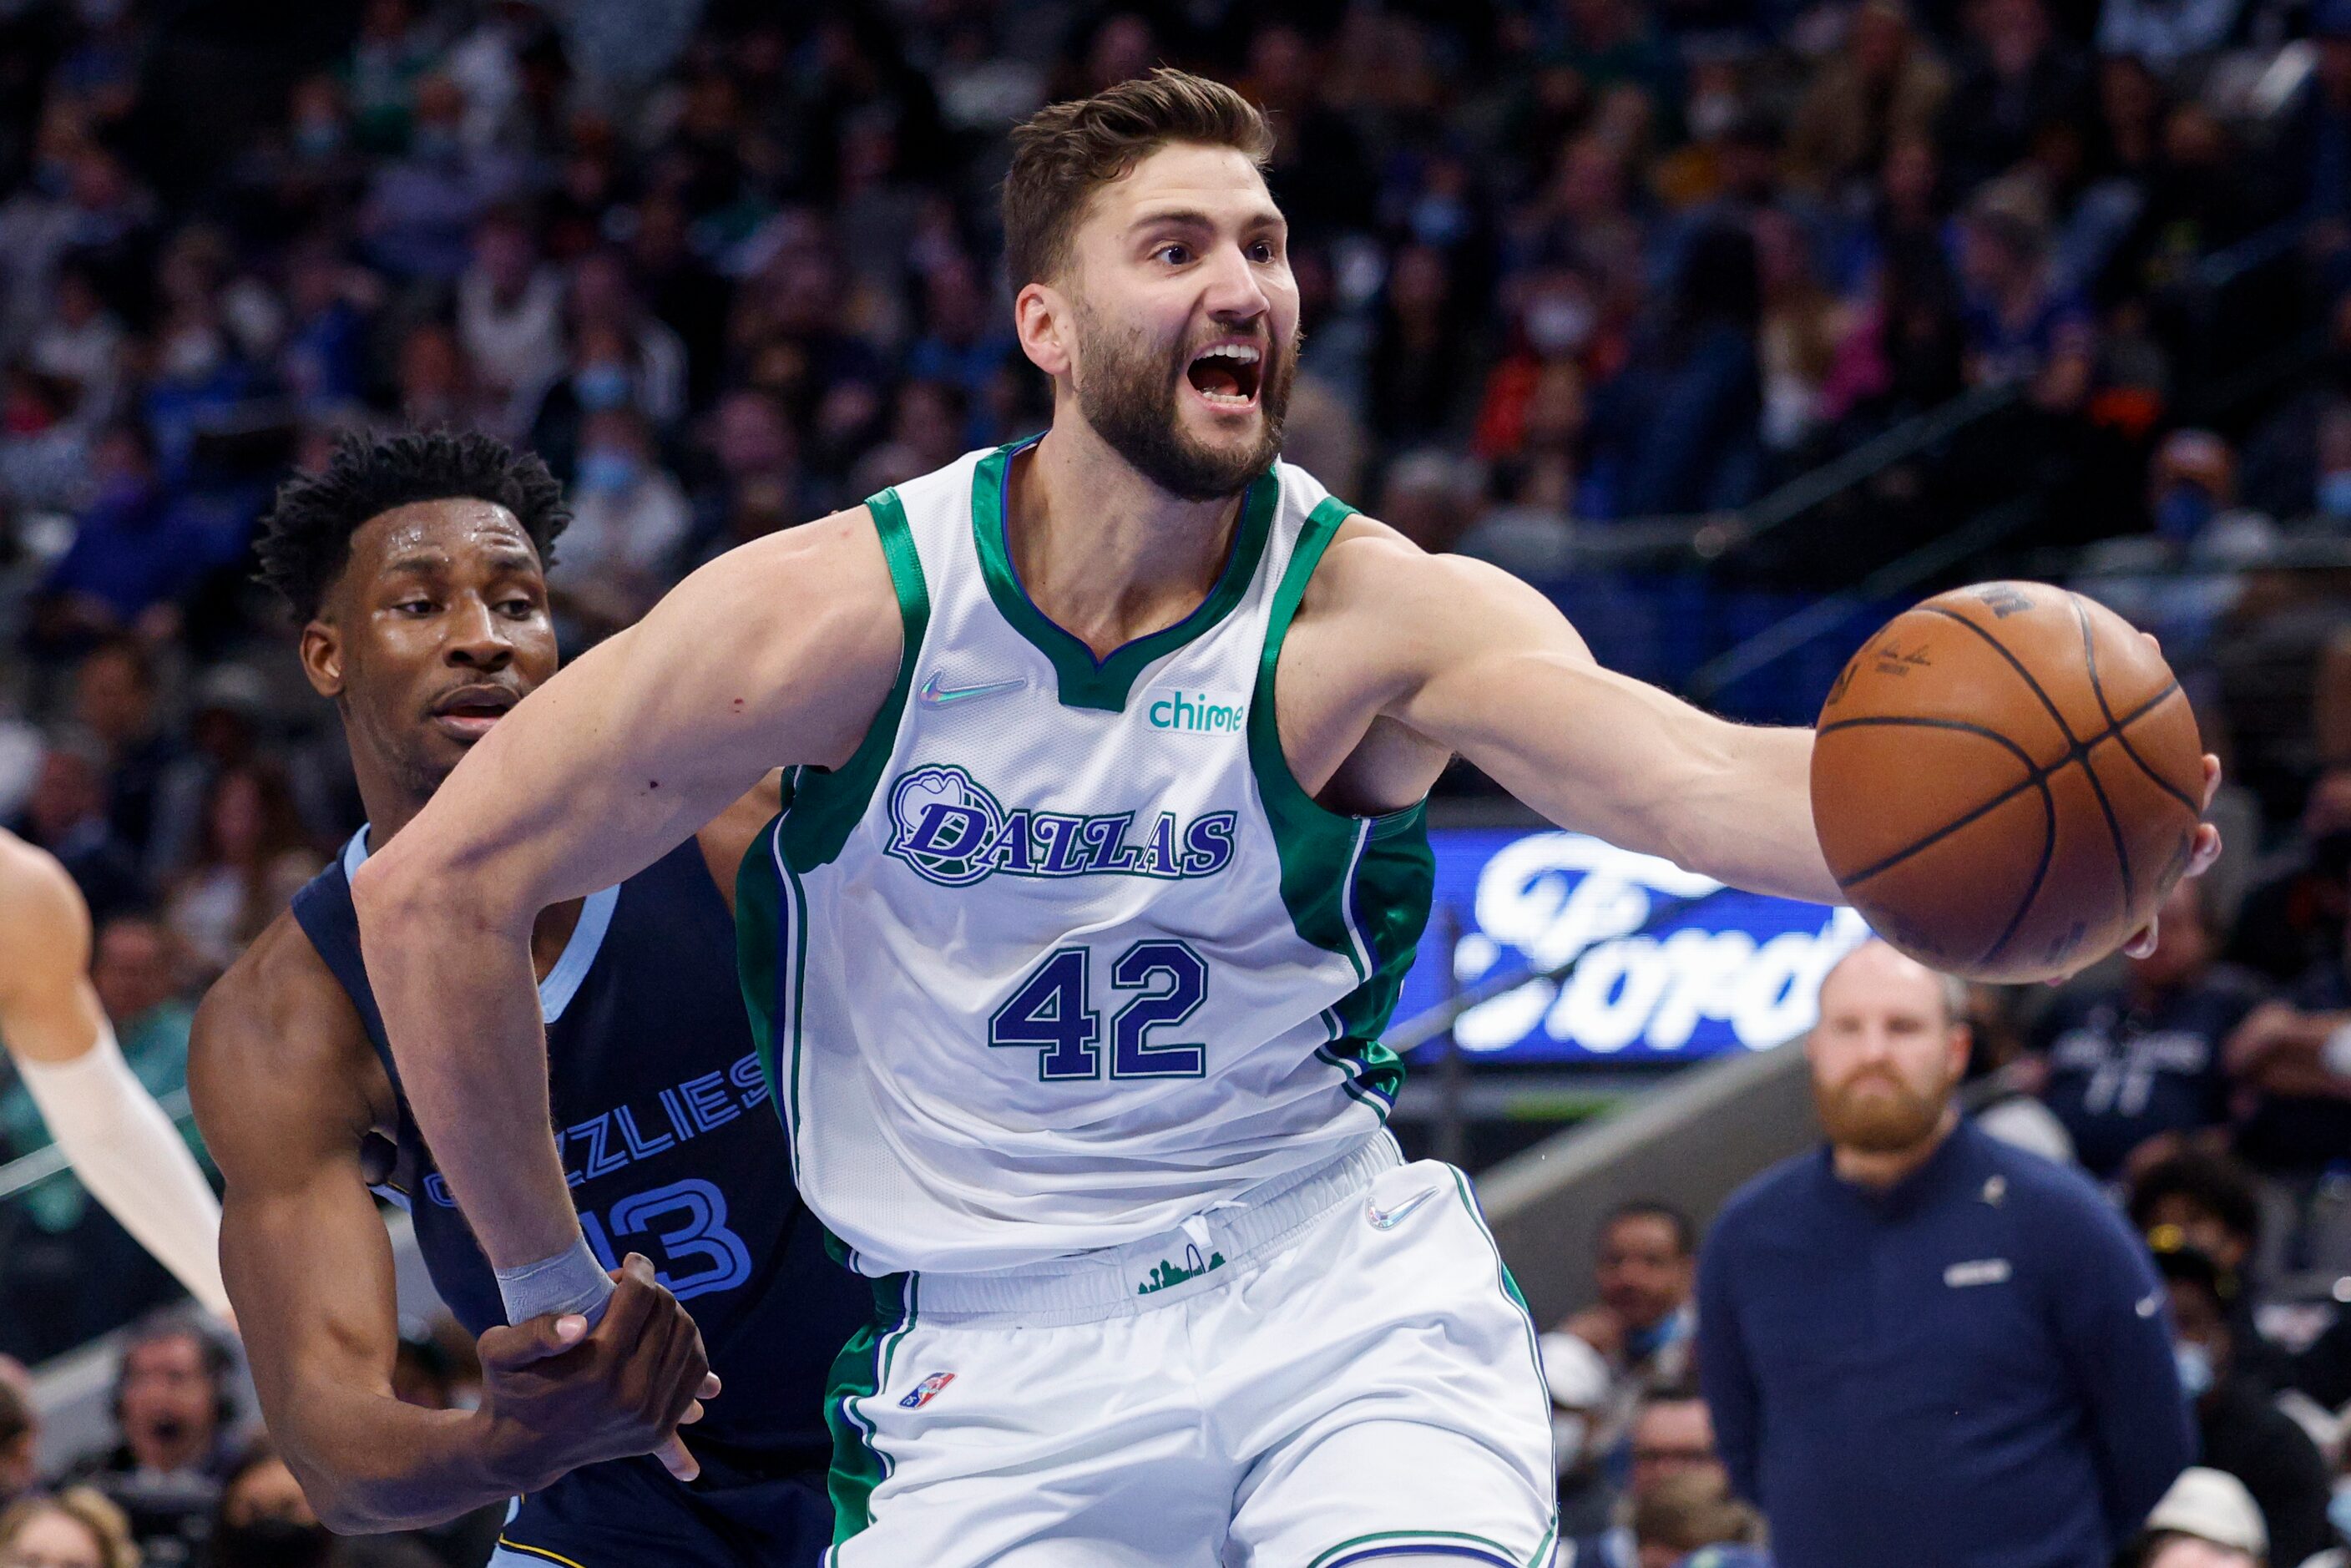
[1393,828,1871,1063]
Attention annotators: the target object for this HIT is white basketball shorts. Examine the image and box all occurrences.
[821,1134,1559,1567]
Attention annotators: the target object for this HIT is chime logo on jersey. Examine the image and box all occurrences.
[884,763,1237,889]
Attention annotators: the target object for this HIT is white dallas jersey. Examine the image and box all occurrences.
[738,438,1431,1277]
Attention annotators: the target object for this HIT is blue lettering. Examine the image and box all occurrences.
[730,1052,768,1108]
[1145,812,1182,876]
[681,1070,742,1133]
[1082,813,1140,871]
[1034,812,1090,875]
[567,1112,626,1179]
[658,1088,696,1144]
[614,1105,675,1161]
[579,1209,619,1271]
[991,809,1038,873]
[424,1173,458,1208]
[908,803,991,859]
[1182,812,1236,875]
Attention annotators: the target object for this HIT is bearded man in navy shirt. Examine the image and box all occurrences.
[1697,941,2193,1568]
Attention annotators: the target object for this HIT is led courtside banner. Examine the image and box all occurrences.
[1393,828,1872,1065]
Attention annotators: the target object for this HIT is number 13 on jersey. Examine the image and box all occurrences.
[989,941,1210,1081]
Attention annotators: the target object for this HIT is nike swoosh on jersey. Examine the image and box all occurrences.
[918,673,1025,708]
[1366,1186,1440,1231]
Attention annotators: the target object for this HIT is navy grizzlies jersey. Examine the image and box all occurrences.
[292,829,867,1461]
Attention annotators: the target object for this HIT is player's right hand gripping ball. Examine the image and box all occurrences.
[1810,580,2205,983]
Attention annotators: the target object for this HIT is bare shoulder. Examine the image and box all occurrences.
[191,913,387,1150]
[1297,515,1578,668]
[0,828,89,985]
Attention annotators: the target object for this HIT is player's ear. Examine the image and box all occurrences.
[300,619,345,700]
[1014,280,1074,380]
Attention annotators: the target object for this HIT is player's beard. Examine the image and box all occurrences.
[1071,298,1297,502]
[1814,1068,1949,1154]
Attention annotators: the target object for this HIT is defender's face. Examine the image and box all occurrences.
[1055,143,1302,498]
[304,499,558,799]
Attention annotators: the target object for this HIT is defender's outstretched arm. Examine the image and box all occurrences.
[350,514,901,1278]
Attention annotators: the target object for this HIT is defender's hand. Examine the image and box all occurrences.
[473,1253,720,1492]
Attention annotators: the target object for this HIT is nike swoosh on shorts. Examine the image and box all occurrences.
[1366,1186,1440,1231]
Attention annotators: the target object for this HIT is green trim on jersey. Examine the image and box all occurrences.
[824,1274,918,1546]
[1248,495,1433,1112]
[970,439,1281,713]
[1304,1530,1534,1568]
[1449,1164,1561,1566]
[780,488,932,873]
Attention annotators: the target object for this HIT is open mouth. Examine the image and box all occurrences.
[1185,341,1263,409]
[429,685,518,741]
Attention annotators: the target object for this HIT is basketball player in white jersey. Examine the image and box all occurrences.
[351,71,2220,1566]
[0,826,230,1319]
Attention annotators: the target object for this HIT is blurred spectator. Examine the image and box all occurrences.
[1627,1470,1767,1568]
[70,639,176,869]
[2224,886,2351,1180]
[1587,224,1764,516]
[0,1488,139,1568]
[1786,0,1952,197]
[10,735,142,923]
[28,424,206,655]
[160,761,324,978]
[1955,195,2096,411]
[1550,1200,1698,1533]
[2132,1467,2270,1568]
[455,210,565,427]
[2030,880,2262,1177]
[1566,1388,1731,1568]
[2154,1237,2340,1567]
[62,1312,242,1566]
[1699,941,2191,1568]
[1939,0,2094,194]
[550,407,693,643]
[2228,766,2351,986]
[356,75,518,281]
[2094,0,2240,74]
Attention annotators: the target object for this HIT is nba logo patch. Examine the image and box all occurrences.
[900,1372,956,1409]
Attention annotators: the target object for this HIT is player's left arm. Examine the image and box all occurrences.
[1323,529,1843,903]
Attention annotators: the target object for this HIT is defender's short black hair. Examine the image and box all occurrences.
[255,429,569,621]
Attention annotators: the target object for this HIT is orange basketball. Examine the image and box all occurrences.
[1810,581,2206,983]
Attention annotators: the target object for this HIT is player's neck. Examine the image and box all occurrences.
[1009,425,1251,660]
[1830,1104,1959,1190]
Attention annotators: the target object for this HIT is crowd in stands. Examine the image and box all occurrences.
[3,0,2351,1561]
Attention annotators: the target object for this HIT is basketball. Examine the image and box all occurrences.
[1810,581,2206,984]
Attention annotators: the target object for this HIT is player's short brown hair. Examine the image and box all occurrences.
[1002,68,1274,291]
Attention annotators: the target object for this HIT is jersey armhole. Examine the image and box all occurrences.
[773,491,933,873]
[1247,498,1428,844]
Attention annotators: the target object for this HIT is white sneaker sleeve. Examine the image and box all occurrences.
[15,1021,230,1318]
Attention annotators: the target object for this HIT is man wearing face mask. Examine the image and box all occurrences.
[2151,1237,2342,1568]
[1697,941,2192,1568]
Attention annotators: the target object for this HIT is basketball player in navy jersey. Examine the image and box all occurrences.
[188,431,867,1566]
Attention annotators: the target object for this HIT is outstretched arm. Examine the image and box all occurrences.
[1325,534,1840,903]
[350,513,900,1282]
[0,831,230,1317]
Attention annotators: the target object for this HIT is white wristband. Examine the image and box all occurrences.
[494,1236,615,1327]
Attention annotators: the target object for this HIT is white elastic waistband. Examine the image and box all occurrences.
[910,1133,1404,1325]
